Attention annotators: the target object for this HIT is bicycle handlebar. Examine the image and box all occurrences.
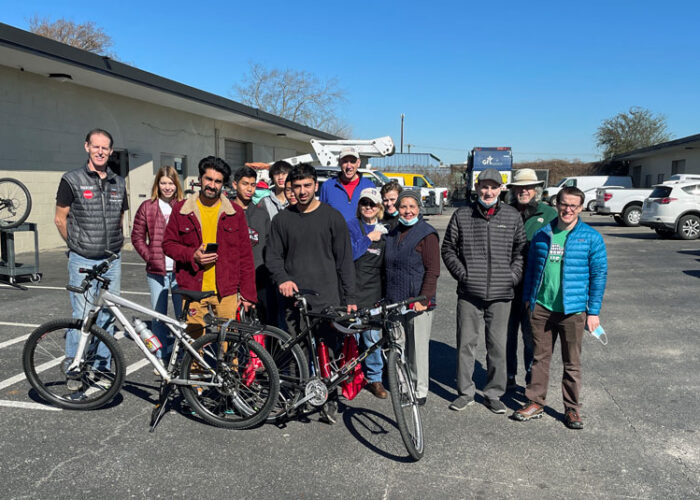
[312,296,428,326]
[65,252,119,294]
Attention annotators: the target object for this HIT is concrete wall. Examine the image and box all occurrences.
[0,63,311,254]
[630,145,700,187]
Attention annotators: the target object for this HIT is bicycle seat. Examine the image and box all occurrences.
[173,288,216,302]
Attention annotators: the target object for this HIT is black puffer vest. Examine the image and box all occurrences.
[62,164,126,258]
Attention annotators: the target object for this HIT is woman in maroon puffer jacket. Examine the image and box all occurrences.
[131,166,184,363]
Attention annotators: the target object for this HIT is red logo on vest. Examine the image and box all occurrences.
[83,190,94,199]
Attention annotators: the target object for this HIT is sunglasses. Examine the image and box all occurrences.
[359,199,378,208]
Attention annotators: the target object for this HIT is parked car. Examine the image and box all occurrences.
[640,179,700,240]
[544,175,633,206]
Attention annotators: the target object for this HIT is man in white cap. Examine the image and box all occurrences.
[441,168,526,414]
[506,169,557,390]
[319,146,376,221]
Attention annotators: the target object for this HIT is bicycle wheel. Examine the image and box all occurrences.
[0,178,32,229]
[179,333,279,429]
[22,319,125,410]
[387,347,424,461]
[244,325,309,422]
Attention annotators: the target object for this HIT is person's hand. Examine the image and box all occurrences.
[413,301,428,312]
[586,314,600,332]
[279,280,298,297]
[367,230,382,242]
[346,304,357,314]
[194,243,217,266]
[241,299,254,312]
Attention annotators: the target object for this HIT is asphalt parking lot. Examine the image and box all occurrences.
[0,211,698,499]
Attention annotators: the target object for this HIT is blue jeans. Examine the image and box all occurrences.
[359,329,383,383]
[146,272,182,359]
[65,252,122,371]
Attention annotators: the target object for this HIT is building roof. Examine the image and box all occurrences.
[0,22,338,142]
[612,133,700,161]
[370,152,442,169]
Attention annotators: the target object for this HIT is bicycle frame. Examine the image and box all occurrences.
[67,286,221,387]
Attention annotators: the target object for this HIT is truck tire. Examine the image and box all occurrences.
[677,214,700,240]
[549,195,557,206]
[621,205,642,227]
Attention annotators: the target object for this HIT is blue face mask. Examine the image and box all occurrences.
[389,210,399,216]
[399,216,419,226]
[478,197,498,208]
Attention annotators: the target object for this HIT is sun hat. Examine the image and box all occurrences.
[509,168,544,186]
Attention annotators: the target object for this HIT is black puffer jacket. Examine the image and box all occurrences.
[441,201,526,301]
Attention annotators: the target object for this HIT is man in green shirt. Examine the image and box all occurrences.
[506,169,557,389]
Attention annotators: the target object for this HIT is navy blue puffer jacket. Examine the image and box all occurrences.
[523,219,607,315]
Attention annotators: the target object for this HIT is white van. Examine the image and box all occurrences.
[543,176,633,208]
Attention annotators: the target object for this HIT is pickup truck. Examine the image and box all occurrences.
[595,187,653,226]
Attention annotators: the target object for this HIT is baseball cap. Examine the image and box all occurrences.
[338,146,360,161]
[359,187,381,205]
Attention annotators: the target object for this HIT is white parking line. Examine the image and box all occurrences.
[0,284,149,296]
[0,321,40,328]
[0,334,30,350]
[0,400,61,411]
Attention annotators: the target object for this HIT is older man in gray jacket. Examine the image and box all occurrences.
[441,168,526,413]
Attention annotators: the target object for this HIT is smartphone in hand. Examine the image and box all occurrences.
[204,243,218,253]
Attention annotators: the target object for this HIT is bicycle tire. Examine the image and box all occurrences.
[243,325,309,422]
[387,347,424,461]
[0,178,32,229]
[179,333,280,429]
[22,318,125,410]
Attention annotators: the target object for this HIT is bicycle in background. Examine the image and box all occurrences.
[22,253,280,430]
[0,177,32,229]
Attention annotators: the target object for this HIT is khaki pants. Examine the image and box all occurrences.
[185,294,238,339]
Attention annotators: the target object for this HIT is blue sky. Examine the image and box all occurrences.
[2,0,698,164]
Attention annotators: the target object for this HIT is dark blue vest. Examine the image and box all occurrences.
[385,219,437,304]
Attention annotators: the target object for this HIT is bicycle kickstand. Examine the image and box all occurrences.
[149,381,174,433]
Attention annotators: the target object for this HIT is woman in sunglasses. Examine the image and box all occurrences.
[347,187,389,399]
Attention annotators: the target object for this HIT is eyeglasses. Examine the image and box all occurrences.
[558,203,581,211]
[359,200,377,208]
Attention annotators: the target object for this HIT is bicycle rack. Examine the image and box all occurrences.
[0,222,41,290]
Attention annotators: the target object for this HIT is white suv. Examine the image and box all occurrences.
[640,179,700,240]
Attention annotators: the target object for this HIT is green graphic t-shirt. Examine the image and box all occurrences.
[536,227,571,312]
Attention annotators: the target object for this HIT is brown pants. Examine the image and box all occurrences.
[525,303,585,411]
[185,294,238,339]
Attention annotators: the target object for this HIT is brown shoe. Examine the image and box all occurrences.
[512,401,544,421]
[564,408,584,429]
[366,381,388,399]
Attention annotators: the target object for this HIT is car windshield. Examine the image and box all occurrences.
[424,176,435,186]
[372,171,392,184]
[649,186,672,198]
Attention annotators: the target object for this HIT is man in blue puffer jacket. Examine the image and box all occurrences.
[512,186,607,429]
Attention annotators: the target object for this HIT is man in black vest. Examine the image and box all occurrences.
[441,168,526,414]
[55,129,128,390]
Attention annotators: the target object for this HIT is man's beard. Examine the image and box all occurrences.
[202,187,221,199]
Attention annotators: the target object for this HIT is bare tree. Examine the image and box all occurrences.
[233,63,351,137]
[596,106,671,159]
[28,15,116,57]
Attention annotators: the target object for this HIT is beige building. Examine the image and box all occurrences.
[613,134,700,187]
[0,23,336,253]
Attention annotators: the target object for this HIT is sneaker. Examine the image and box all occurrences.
[66,375,83,392]
[86,370,112,389]
[485,398,507,414]
[449,395,475,411]
[417,397,427,406]
[512,401,544,421]
[320,400,338,425]
[564,408,584,430]
[506,376,517,391]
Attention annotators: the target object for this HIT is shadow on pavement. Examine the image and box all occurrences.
[682,270,700,279]
[604,231,659,239]
[341,405,416,463]
[678,249,700,256]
